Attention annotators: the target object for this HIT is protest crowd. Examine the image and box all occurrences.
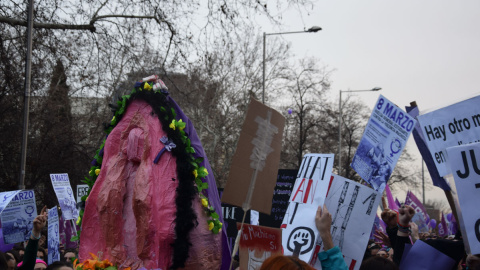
[1,77,480,270]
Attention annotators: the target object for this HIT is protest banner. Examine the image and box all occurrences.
[406,105,450,190]
[0,190,37,244]
[311,174,381,270]
[281,153,334,263]
[76,184,89,203]
[417,95,480,177]
[438,213,448,238]
[351,95,415,192]
[50,173,79,220]
[259,169,297,228]
[404,191,428,226]
[446,142,480,254]
[237,224,282,270]
[48,207,60,264]
[222,98,285,214]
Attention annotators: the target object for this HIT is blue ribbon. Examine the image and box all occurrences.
[154,136,176,164]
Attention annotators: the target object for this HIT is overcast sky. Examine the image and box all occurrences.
[259,0,480,204]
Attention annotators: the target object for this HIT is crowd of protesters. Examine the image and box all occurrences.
[0,206,77,270]
[2,204,480,270]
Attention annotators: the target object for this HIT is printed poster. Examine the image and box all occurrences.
[446,142,480,254]
[50,174,79,220]
[48,207,60,264]
[417,95,480,176]
[311,174,381,270]
[351,95,415,192]
[237,224,282,270]
[0,190,37,244]
[281,153,334,263]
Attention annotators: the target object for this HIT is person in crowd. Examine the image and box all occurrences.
[315,204,348,270]
[6,251,17,270]
[13,244,25,261]
[6,249,20,268]
[18,205,47,270]
[37,247,47,261]
[360,256,399,270]
[0,251,10,270]
[45,261,74,270]
[63,248,76,263]
[381,205,466,269]
[259,255,314,270]
[466,254,480,270]
[376,246,393,262]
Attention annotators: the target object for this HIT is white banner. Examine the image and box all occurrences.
[281,154,334,262]
[418,95,480,176]
[48,207,60,264]
[351,95,415,192]
[446,142,480,254]
[311,174,381,270]
[50,174,79,220]
[0,190,37,244]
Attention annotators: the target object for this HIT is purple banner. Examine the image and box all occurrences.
[385,184,399,211]
[438,213,448,237]
[404,191,428,224]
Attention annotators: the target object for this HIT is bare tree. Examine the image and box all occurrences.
[278,57,331,168]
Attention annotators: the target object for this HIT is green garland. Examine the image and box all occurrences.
[73,81,222,242]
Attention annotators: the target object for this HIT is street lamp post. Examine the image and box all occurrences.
[262,26,322,104]
[337,87,382,176]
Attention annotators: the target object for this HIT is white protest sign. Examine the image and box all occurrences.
[50,174,79,220]
[0,190,37,244]
[311,174,381,270]
[48,207,60,264]
[351,95,415,192]
[446,142,480,254]
[417,95,480,176]
[76,184,89,203]
[281,153,334,262]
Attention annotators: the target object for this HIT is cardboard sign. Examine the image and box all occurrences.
[281,154,334,262]
[311,174,381,270]
[222,98,285,214]
[237,224,282,270]
[417,95,480,176]
[50,174,79,220]
[259,169,297,228]
[76,184,89,203]
[48,207,60,264]
[0,190,37,244]
[351,95,415,192]
[446,142,480,254]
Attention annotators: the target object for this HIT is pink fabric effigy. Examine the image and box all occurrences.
[79,100,221,269]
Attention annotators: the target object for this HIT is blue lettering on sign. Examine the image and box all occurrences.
[382,102,414,132]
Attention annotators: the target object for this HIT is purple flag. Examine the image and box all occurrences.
[438,213,448,237]
[385,184,399,211]
[404,191,428,223]
[405,106,450,190]
[448,214,458,236]
[370,215,387,242]
[395,198,402,208]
